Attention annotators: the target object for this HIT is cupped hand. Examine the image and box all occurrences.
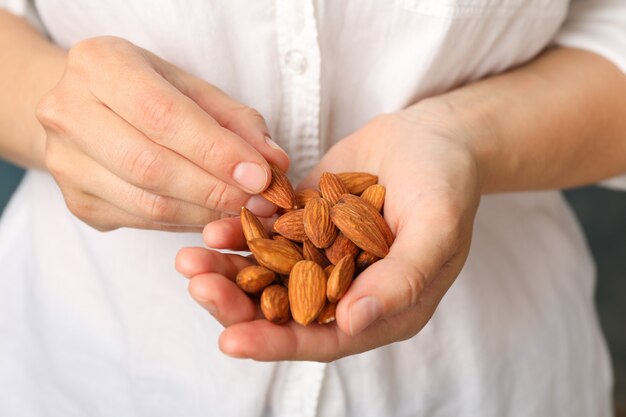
[176,105,482,360]
[36,36,288,232]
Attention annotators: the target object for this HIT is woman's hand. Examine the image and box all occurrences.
[36,36,288,232]
[176,104,482,361]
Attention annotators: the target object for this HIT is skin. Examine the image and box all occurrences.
[0,11,288,232]
[177,48,626,361]
[2,11,626,361]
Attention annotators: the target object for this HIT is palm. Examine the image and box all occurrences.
[176,113,480,361]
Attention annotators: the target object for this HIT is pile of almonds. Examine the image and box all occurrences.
[236,165,393,326]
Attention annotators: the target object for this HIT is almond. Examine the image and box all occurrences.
[317,302,337,324]
[261,164,297,209]
[273,209,306,242]
[240,207,269,242]
[360,184,385,213]
[288,260,327,326]
[327,254,356,302]
[302,238,331,268]
[338,194,394,247]
[324,264,335,278]
[325,232,360,265]
[303,197,337,248]
[355,251,381,273]
[248,238,304,275]
[337,172,378,195]
[319,172,350,204]
[260,284,291,324]
[236,265,276,294]
[331,198,390,258]
[272,235,303,257]
[296,188,321,209]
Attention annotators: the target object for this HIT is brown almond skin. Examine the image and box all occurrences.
[288,260,327,326]
[248,238,304,275]
[296,188,321,209]
[317,302,337,324]
[272,235,303,257]
[327,254,356,302]
[241,207,269,242]
[236,265,276,294]
[303,197,337,248]
[338,194,394,248]
[261,164,297,209]
[273,209,306,242]
[261,285,291,324]
[325,232,360,265]
[337,172,378,195]
[323,264,335,278]
[302,238,331,268]
[330,200,389,258]
[355,251,381,273]
[319,172,350,205]
[360,184,385,213]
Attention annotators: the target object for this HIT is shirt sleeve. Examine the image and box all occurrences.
[0,0,45,33]
[553,0,626,190]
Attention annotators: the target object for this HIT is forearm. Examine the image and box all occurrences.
[417,47,626,193]
[0,9,66,169]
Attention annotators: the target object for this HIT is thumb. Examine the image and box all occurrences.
[336,207,469,336]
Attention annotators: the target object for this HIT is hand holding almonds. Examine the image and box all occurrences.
[238,166,393,326]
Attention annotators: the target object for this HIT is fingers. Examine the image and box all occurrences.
[174,247,427,361]
[180,75,290,173]
[217,306,422,361]
[68,37,275,195]
[202,216,275,251]
[46,137,221,228]
[46,94,275,216]
[188,273,259,326]
[39,36,287,233]
[60,187,202,233]
[175,247,252,278]
[175,248,259,326]
[220,320,336,361]
[173,247,424,361]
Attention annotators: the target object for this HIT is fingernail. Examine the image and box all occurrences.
[233,162,268,193]
[265,136,288,157]
[245,194,276,217]
[348,296,383,336]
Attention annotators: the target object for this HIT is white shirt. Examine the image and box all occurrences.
[1,1,625,416]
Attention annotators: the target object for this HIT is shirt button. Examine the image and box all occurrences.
[285,50,308,74]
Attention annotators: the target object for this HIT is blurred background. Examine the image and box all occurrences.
[1,160,625,413]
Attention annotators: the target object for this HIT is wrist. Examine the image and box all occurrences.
[0,10,67,169]
[399,96,495,195]
[25,50,67,169]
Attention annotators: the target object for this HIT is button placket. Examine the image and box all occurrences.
[271,1,326,416]
[275,0,322,185]
[285,50,308,74]
[270,361,327,417]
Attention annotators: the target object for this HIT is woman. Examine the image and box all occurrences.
[0,1,625,415]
